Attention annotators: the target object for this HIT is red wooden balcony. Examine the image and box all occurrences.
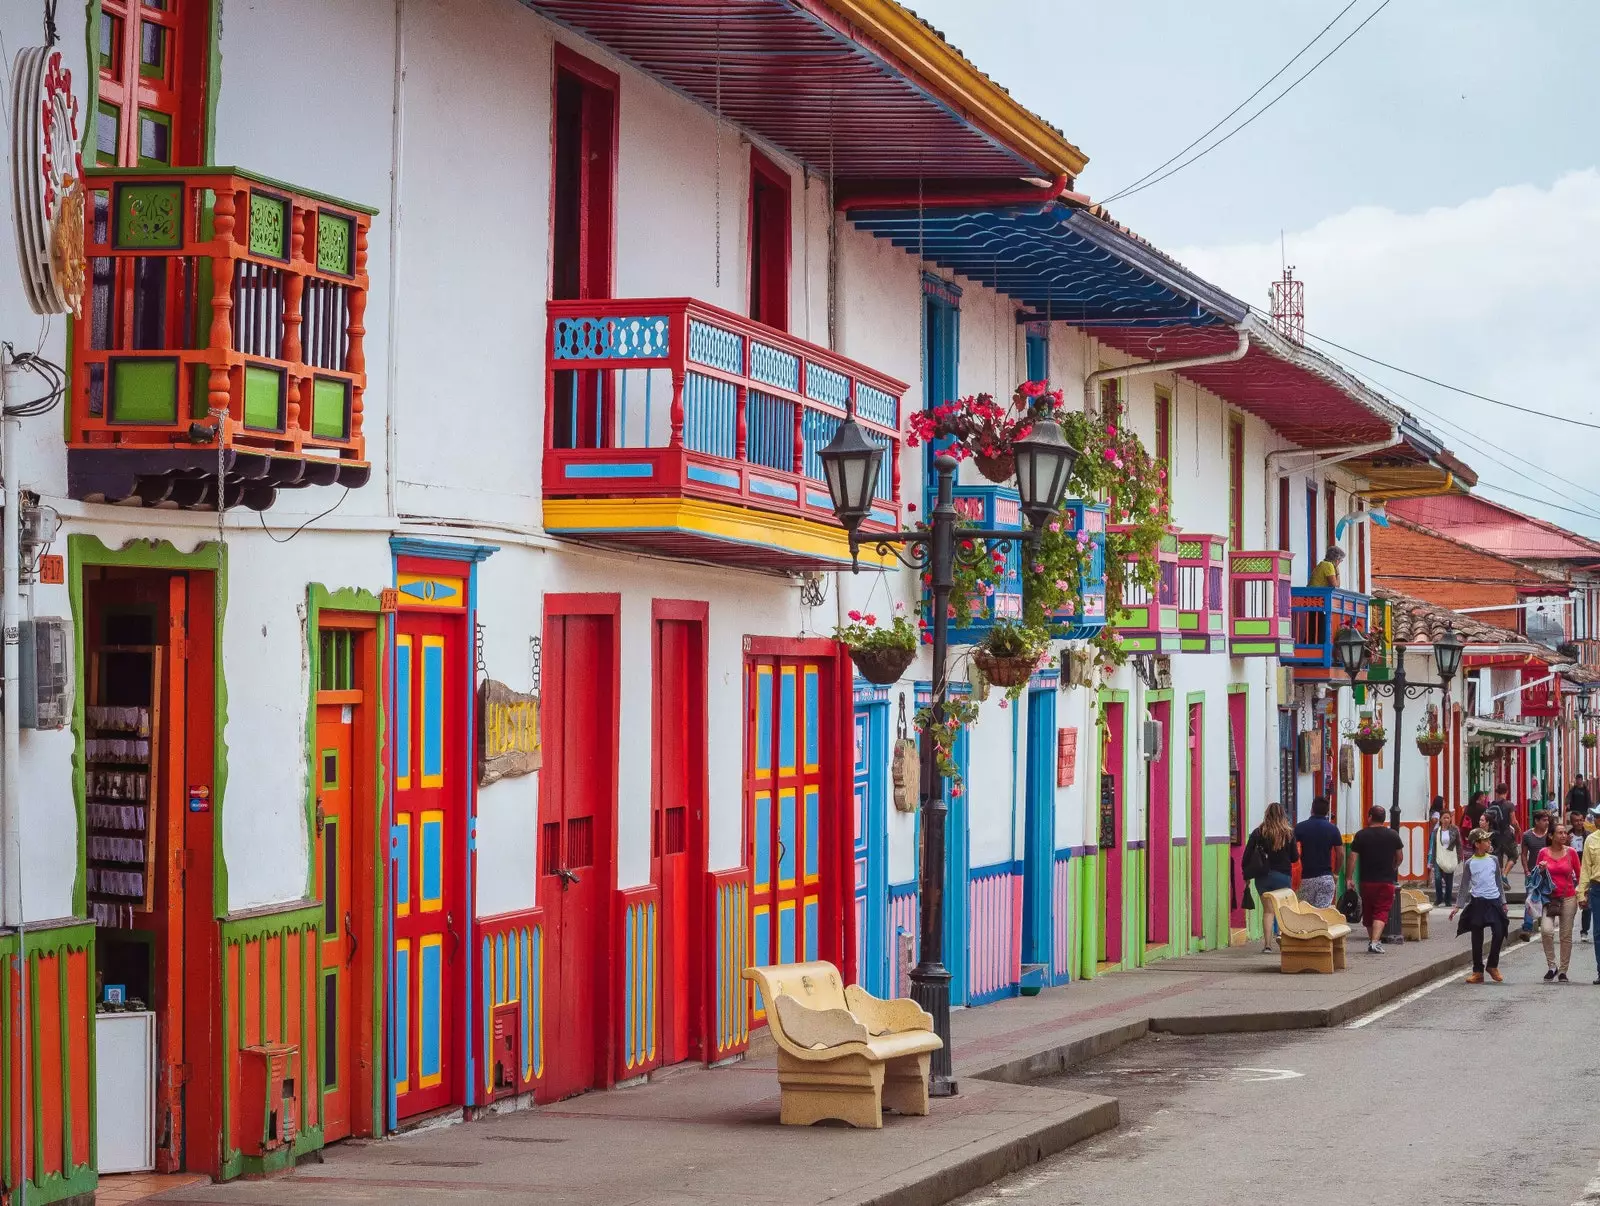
[542,298,904,571]
[1227,550,1294,658]
[70,168,374,510]
[1176,533,1227,654]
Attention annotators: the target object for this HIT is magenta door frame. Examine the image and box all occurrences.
[1188,702,1204,940]
[1100,703,1125,965]
[1146,701,1172,947]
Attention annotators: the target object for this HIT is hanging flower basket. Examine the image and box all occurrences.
[972,649,1037,687]
[1416,734,1446,758]
[972,452,1016,483]
[850,645,914,685]
[1354,733,1387,756]
[1584,733,1598,750]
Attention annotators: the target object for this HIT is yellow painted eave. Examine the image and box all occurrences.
[821,0,1090,179]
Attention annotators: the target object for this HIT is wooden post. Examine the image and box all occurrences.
[668,371,685,449]
[283,206,306,441]
[792,397,805,476]
[207,186,237,434]
[734,384,748,461]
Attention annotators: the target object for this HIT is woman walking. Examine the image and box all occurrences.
[1243,802,1296,953]
[1428,799,1460,907]
[1536,821,1583,982]
[1451,828,1508,984]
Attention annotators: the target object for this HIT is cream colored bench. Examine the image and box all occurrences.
[1276,897,1351,974]
[1260,886,1297,945]
[1401,889,1433,940]
[742,960,942,1129]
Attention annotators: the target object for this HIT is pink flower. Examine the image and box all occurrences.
[895,601,905,612]
[863,613,877,626]
[1106,425,1117,437]
[1032,563,1046,574]
[848,609,862,621]
[1158,469,1167,480]
[1103,448,1118,462]
[1049,520,1062,533]
[1055,579,1071,591]
[951,785,964,798]
[999,699,1009,709]
[1020,380,1047,398]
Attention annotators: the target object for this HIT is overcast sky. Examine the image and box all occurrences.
[912,1,1600,537]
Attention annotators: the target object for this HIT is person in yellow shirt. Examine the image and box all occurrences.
[1577,806,1600,983]
[1309,546,1345,588]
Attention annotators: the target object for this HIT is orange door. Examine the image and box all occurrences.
[314,647,357,1143]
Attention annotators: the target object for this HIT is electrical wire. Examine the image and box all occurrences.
[0,346,65,418]
[1102,0,1362,203]
[1299,326,1600,433]
[256,487,351,543]
[1101,0,1394,207]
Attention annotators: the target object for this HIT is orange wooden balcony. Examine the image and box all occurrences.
[69,168,374,510]
[542,298,904,571]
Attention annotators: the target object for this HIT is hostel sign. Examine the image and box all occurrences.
[478,679,540,786]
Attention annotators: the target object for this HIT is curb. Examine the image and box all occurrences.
[852,1094,1120,1206]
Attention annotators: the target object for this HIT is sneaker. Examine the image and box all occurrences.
[1559,972,1569,983]
[1545,968,1559,981]
[1488,968,1504,983]
[1583,934,1592,944]
[1367,941,1385,954]
[1465,972,1484,984]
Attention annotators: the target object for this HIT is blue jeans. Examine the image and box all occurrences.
[1590,886,1600,978]
[1433,868,1454,906]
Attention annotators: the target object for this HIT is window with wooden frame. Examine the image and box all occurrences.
[1277,476,1292,552]
[1154,388,1171,515]
[96,0,209,168]
[1227,418,1244,549]
[1099,378,1121,429]
[550,47,618,450]
[1324,481,1338,557]
[748,150,790,331]
[1024,322,1049,383]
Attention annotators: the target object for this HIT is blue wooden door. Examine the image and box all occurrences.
[941,726,970,1007]
[1022,686,1056,971]
[852,694,889,995]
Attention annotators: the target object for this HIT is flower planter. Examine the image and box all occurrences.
[972,452,1015,484]
[849,645,915,685]
[1354,733,1387,756]
[1416,734,1446,758]
[972,649,1040,688]
[1584,735,1598,750]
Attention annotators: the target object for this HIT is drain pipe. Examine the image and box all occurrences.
[1082,326,1250,414]
[0,357,20,930]
[1264,433,1399,555]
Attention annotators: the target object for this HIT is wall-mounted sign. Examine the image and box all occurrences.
[1056,727,1077,788]
[1098,772,1117,849]
[10,46,85,316]
[478,678,540,787]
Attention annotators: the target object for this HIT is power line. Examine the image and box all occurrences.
[1340,359,1600,513]
[1469,482,1600,527]
[1301,327,1600,432]
[1100,0,1393,206]
[1100,0,1362,202]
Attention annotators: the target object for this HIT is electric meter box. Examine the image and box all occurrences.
[19,616,73,730]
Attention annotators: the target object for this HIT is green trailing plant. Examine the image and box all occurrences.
[914,696,982,792]
[916,521,1003,636]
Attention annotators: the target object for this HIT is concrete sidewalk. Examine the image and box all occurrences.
[153,932,1479,1206]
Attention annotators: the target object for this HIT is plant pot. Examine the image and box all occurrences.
[1584,736,1598,750]
[1416,734,1446,758]
[849,644,914,685]
[973,648,1040,688]
[972,452,1016,483]
[1354,733,1387,756]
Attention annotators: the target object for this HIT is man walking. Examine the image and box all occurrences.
[1294,795,1343,909]
[1520,810,1551,937]
[1580,807,1600,984]
[1346,805,1405,953]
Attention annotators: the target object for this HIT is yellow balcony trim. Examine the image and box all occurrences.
[542,497,899,569]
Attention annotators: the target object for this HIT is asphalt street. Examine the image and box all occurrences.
[953,938,1600,1206]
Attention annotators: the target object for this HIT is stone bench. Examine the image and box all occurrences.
[742,960,942,1129]
[1401,888,1434,940]
[1276,897,1352,974]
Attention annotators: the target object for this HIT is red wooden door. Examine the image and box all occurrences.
[392,610,465,1117]
[315,702,354,1140]
[542,611,616,1099]
[748,653,839,1021]
[1188,703,1204,940]
[1147,701,1172,947]
[653,613,705,1066]
[1100,703,1125,965]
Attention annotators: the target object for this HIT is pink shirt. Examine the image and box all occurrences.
[1537,846,1582,898]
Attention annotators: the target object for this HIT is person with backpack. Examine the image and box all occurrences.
[1519,810,1551,937]
[1427,799,1460,907]
[1452,828,1509,983]
[1242,802,1295,953]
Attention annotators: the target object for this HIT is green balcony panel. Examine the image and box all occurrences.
[311,377,349,439]
[110,359,179,422]
[244,365,285,430]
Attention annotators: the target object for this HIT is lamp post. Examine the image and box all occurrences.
[1335,623,1465,942]
[820,414,1078,1095]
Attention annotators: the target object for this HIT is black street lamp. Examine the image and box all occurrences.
[1335,622,1466,942]
[820,414,1077,1095]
